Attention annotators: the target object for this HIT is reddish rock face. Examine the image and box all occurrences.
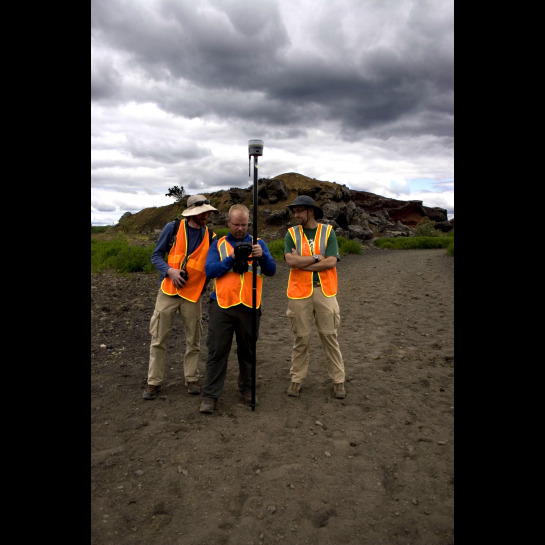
[350,190,447,227]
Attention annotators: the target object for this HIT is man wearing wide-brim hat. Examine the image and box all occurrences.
[143,194,218,400]
[283,195,347,399]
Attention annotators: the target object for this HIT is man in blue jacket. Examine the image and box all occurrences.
[199,204,276,413]
[143,195,218,400]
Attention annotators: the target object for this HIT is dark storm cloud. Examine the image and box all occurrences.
[125,136,211,164]
[91,0,289,89]
[91,0,453,139]
[91,0,454,226]
[91,55,123,101]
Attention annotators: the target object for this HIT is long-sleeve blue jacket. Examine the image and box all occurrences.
[151,221,212,285]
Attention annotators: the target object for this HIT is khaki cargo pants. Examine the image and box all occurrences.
[147,289,203,386]
[286,288,345,384]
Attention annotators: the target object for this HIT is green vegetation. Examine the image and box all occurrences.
[214,228,230,238]
[267,239,286,260]
[411,217,443,237]
[91,231,365,274]
[91,235,156,274]
[165,185,186,202]
[374,231,454,253]
[337,236,362,255]
[373,218,454,255]
[374,236,452,250]
[91,222,453,274]
[91,225,112,234]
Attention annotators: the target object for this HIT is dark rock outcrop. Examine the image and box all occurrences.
[116,172,452,244]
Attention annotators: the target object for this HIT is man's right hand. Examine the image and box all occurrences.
[166,268,187,288]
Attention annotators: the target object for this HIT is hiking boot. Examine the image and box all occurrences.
[199,397,217,414]
[287,382,302,397]
[333,382,346,399]
[241,390,259,406]
[187,381,201,395]
[143,384,160,400]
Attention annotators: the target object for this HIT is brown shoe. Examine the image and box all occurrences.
[199,397,217,414]
[187,381,201,395]
[241,390,259,406]
[333,382,346,399]
[143,384,160,400]
[287,382,302,397]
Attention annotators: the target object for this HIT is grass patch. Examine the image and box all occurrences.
[91,236,156,274]
[267,239,286,260]
[374,235,453,250]
[91,225,113,234]
[213,227,230,238]
[337,236,362,255]
[91,231,368,275]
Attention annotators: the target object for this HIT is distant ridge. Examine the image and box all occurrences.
[111,172,452,243]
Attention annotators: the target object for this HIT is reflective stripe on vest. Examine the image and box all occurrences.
[161,220,211,302]
[286,224,338,299]
[215,237,263,309]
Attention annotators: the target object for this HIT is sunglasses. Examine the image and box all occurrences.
[190,199,210,207]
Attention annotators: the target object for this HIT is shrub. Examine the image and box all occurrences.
[91,237,155,274]
[267,239,286,260]
[337,236,362,255]
[113,245,156,273]
[412,217,442,237]
[91,238,125,273]
[214,228,230,238]
[374,236,452,250]
[377,240,395,249]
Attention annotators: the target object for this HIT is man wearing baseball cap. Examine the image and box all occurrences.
[143,195,218,400]
[284,195,347,400]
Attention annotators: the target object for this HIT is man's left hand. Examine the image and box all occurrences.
[252,244,263,258]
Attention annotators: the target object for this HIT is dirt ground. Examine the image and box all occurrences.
[90,247,454,545]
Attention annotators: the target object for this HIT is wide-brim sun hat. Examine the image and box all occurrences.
[286,195,324,219]
[181,194,218,217]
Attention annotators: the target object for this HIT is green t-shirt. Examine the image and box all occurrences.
[284,224,340,282]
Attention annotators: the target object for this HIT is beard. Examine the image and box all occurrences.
[190,213,210,227]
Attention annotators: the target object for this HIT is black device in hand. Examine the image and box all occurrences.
[179,254,190,281]
[233,241,252,274]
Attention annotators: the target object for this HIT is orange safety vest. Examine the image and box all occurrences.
[286,224,338,299]
[161,219,211,302]
[214,237,263,309]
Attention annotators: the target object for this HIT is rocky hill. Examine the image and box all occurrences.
[114,172,453,244]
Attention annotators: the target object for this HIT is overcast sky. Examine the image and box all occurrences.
[91,0,454,226]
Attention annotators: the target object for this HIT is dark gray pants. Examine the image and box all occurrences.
[202,299,261,400]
